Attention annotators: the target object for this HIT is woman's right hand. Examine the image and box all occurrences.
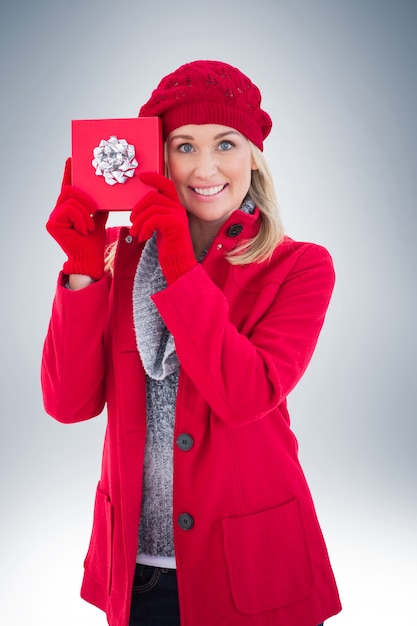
[46,158,108,281]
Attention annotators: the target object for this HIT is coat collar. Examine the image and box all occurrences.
[209,207,261,254]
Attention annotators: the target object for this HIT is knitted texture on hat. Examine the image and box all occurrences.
[139,60,272,151]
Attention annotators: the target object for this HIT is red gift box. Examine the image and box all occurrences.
[71,117,164,211]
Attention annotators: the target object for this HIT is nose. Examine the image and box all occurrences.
[193,151,217,179]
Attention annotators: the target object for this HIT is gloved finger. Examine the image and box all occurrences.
[61,157,72,189]
[131,213,167,242]
[130,199,177,230]
[139,171,179,203]
[48,200,95,237]
[131,191,178,222]
[58,185,98,214]
[130,204,166,238]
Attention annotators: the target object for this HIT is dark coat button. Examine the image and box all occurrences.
[176,433,194,451]
[227,224,243,237]
[178,513,194,530]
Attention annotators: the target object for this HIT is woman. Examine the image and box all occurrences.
[42,60,342,626]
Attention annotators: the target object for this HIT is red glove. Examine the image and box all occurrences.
[46,158,108,280]
[130,172,197,285]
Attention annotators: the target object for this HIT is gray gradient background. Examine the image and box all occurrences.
[1,0,416,624]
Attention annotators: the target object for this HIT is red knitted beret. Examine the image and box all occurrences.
[139,60,272,151]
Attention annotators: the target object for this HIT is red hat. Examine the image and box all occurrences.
[139,60,272,151]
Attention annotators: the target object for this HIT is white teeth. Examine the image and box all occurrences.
[193,184,225,196]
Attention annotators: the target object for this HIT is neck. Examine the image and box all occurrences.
[188,216,223,259]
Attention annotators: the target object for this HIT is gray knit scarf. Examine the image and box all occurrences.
[132,234,178,380]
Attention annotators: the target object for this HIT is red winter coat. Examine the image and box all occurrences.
[41,208,341,626]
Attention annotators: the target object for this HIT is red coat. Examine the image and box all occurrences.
[41,208,342,626]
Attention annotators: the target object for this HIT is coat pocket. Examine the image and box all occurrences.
[222,498,313,614]
[83,483,114,595]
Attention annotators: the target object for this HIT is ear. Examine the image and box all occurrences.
[251,156,258,171]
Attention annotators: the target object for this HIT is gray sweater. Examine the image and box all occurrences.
[132,235,178,560]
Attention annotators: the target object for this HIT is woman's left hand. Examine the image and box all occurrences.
[130,172,197,284]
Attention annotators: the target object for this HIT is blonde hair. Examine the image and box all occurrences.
[105,140,284,274]
[104,240,117,276]
[227,142,284,265]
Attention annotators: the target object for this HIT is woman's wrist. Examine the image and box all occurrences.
[67,274,96,290]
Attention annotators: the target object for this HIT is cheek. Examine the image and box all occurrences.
[166,166,186,199]
[168,169,188,204]
[166,154,184,182]
[234,165,252,192]
[230,155,253,183]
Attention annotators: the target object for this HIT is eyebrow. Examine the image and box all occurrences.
[214,130,241,140]
[169,130,242,143]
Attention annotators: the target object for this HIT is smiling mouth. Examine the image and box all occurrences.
[191,184,227,196]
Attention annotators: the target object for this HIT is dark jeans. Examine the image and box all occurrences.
[129,564,180,626]
[128,563,324,626]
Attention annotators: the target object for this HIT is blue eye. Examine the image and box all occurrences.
[179,143,193,153]
[219,140,233,151]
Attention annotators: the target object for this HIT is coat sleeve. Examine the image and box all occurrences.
[152,243,335,427]
[40,273,110,423]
